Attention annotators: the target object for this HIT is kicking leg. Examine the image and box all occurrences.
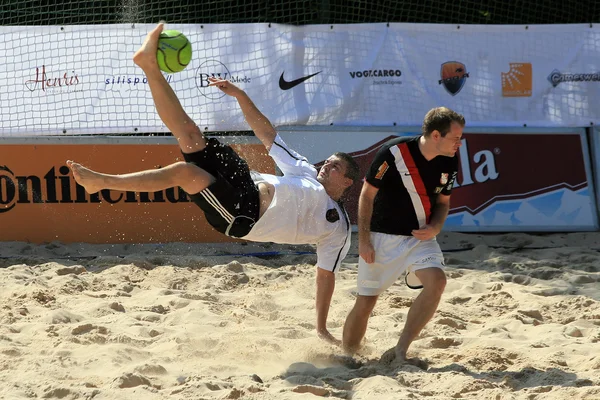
[67,160,214,195]
[133,23,206,154]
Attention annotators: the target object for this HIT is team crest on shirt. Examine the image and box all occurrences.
[440,173,449,185]
[375,161,389,180]
[326,208,340,222]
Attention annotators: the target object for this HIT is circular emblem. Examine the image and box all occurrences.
[195,59,231,100]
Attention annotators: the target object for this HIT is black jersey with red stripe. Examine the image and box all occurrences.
[365,136,458,236]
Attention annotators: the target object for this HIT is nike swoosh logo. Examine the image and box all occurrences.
[279,71,321,90]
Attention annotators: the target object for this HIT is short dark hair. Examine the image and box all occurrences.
[333,152,360,185]
[422,107,465,137]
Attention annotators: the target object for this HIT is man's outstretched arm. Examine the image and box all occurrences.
[209,78,277,151]
[315,266,339,345]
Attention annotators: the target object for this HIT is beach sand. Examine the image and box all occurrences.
[1,232,599,399]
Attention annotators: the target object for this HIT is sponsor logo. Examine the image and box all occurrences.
[195,59,251,99]
[450,134,586,214]
[104,74,172,91]
[24,65,81,93]
[438,61,469,95]
[348,68,402,85]
[452,138,499,190]
[0,165,188,214]
[440,173,449,185]
[501,63,532,97]
[547,69,600,87]
[374,161,389,180]
[279,71,321,90]
[416,255,440,265]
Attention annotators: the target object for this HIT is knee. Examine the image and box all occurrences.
[316,267,334,281]
[169,161,194,180]
[424,269,447,297]
[168,162,205,189]
[178,124,204,143]
[354,295,378,316]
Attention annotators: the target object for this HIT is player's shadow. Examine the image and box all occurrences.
[0,240,318,273]
[278,357,590,395]
[427,363,589,390]
[277,358,364,395]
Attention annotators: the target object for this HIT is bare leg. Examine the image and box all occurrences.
[133,23,206,154]
[342,295,378,354]
[394,268,447,361]
[67,160,214,195]
[315,268,339,345]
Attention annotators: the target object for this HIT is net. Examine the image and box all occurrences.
[1,1,599,137]
[2,0,599,26]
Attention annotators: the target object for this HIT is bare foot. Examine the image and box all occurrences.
[67,160,104,194]
[317,329,342,347]
[380,346,398,365]
[132,22,164,70]
[326,354,363,369]
[341,336,368,356]
[380,346,428,370]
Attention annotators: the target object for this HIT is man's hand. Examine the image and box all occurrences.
[208,77,244,97]
[359,238,376,264]
[411,224,440,241]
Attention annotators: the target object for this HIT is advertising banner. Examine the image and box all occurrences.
[278,127,598,231]
[588,127,600,220]
[1,23,600,136]
[0,137,274,243]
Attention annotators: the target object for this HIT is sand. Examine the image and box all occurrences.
[1,232,599,400]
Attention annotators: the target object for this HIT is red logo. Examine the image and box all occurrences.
[451,133,585,214]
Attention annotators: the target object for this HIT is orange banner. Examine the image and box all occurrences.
[0,142,274,243]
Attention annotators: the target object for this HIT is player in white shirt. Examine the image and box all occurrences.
[67,23,360,345]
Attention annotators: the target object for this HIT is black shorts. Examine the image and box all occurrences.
[182,137,260,238]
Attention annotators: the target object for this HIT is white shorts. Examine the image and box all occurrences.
[357,232,445,296]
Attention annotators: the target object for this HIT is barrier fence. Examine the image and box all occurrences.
[1,126,598,243]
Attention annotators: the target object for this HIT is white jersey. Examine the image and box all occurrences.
[243,135,351,273]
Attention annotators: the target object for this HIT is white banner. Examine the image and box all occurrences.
[2,23,600,135]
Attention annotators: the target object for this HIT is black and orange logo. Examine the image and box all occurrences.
[439,61,469,96]
[374,161,389,180]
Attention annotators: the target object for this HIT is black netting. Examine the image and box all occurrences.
[2,0,598,26]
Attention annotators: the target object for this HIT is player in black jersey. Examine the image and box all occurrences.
[342,107,465,365]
